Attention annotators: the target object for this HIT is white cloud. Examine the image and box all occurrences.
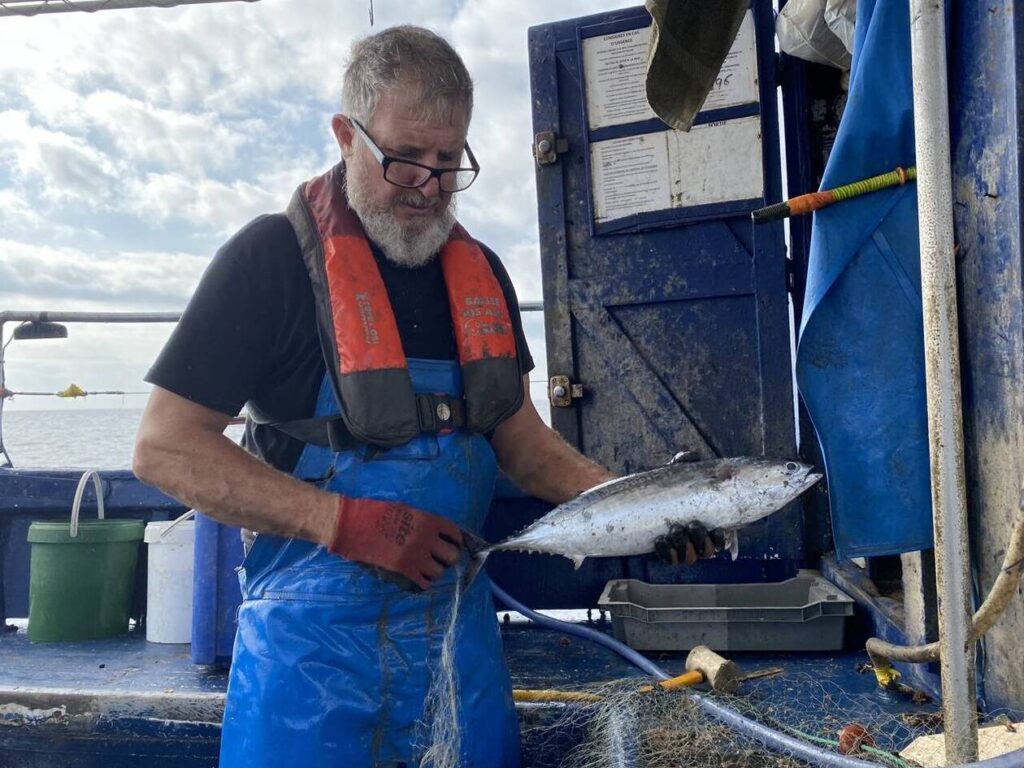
[123,171,281,234]
[0,0,638,407]
[0,239,208,308]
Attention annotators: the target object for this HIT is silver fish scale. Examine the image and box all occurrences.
[488,457,821,563]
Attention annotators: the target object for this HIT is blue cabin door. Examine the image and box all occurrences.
[528,2,804,574]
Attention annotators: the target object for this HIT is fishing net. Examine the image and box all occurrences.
[418,572,466,768]
[517,667,1024,768]
[415,578,1021,768]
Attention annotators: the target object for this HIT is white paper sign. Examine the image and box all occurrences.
[701,12,758,112]
[583,10,759,131]
[590,116,763,224]
[583,27,653,130]
[591,132,672,222]
[668,116,763,208]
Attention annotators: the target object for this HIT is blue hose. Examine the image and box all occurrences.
[490,581,1024,768]
[490,581,669,681]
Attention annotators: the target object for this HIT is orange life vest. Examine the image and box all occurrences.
[282,164,523,447]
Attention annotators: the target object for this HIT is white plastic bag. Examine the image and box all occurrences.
[825,0,857,55]
[777,0,852,69]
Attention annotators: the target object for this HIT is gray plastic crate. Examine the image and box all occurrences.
[597,570,854,652]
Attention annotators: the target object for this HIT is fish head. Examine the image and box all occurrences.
[727,458,824,524]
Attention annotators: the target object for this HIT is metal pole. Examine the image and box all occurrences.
[0,310,180,323]
[908,0,978,763]
[0,0,258,17]
[0,321,11,468]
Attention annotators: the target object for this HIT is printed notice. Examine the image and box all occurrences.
[701,12,758,112]
[590,116,763,224]
[591,133,671,222]
[583,10,759,131]
[583,27,655,130]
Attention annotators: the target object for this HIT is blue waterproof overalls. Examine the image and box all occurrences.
[219,360,521,767]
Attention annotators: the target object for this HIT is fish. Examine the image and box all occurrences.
[462,455,822,586]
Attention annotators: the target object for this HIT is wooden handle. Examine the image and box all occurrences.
[659,670,705,690]
[638,670,705,694]
[512,689,602,703]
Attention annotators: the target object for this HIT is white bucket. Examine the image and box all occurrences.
[144,519,195,644]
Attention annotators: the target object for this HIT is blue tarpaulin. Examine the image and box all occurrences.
[796,0,934,558]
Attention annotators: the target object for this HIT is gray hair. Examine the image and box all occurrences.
[342,26,474,126]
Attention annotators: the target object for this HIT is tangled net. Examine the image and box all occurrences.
[517,670,1023,768]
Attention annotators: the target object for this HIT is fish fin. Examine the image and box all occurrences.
[724,530,740,561]
[568,554,587,570]
[670,450,701,464]
[577,475,628,497]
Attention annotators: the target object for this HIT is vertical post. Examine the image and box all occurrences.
[908,0,978,763]
[0,320,10,468]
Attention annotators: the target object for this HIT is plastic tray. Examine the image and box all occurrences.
[597,570,854,652]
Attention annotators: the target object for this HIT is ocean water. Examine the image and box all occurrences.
[1,409,245,470]
[1,400,549,470]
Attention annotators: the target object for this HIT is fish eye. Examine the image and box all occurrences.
[786,461,799,471]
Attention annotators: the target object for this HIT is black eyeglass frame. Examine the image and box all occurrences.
[346,116,480,193]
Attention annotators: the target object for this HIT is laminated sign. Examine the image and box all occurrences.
[581,11,764,227]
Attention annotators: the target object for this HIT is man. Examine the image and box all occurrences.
[134,25,714,768]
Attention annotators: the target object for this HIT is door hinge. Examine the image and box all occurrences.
[786,258,797,293]
[549,375,584,408]
[534,131,568,167]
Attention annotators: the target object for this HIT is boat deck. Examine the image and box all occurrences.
[0,615,945,768]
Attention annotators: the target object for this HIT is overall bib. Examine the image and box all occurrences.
[219,359,521,768]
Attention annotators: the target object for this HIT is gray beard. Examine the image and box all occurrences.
[344,164,457,268]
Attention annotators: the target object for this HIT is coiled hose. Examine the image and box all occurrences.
[866,486,1024,669]
[490,581,1024,768]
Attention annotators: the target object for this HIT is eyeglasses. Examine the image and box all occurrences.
[347,116,480,193]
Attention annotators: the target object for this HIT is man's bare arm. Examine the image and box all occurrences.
[132,386,337,547]
[490,375,613,504]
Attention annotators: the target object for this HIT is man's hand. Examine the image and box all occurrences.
[653,522,726,566]
[328,496,462,591]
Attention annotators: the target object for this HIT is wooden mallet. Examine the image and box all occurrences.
[639,645,741,694]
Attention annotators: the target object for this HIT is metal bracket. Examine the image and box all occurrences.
[549,375,584,408]
[785,257,797,293]
[534,131,568,167]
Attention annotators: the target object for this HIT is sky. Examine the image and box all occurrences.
[0,0,636,411]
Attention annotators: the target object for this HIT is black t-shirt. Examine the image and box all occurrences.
[145,212,534,472]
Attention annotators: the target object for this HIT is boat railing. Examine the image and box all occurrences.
[0,305,545,468]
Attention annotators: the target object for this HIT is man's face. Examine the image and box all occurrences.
[333,84,469,267]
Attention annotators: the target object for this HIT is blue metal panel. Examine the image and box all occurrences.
[190,513,244,664]
[527,2,802,597]
[949,0,1024,714]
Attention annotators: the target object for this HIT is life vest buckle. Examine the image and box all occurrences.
[415,393,465,434]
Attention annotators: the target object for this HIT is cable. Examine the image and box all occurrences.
[866,486,1024,667]
[490,580,1024,768]
[490,581,669,681]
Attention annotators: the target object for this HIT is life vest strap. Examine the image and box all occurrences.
[253,392,467,450]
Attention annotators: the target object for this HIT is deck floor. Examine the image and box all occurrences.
[0,618,945,768]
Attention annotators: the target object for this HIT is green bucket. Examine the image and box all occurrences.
[26,473,144,642]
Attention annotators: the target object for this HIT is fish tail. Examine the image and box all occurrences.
[460,528,493,589]
[462,550,492,590]
[460,528,489,556]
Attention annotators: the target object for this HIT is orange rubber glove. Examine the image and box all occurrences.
[328,496,462,591]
